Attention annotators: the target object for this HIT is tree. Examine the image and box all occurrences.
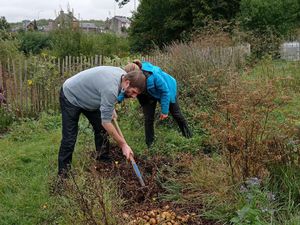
[18,32,51,55]
[0,16,11,40]
[115,0,131,7]
[33,20,38,31]
[238,0,300,57]
[0,17,10,31]
[239,0,300,35]
[129,0,240,52]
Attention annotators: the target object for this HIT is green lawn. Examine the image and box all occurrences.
[0,129,61,225]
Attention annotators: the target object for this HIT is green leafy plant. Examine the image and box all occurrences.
[231,181,276,225]
[0,107,15,133]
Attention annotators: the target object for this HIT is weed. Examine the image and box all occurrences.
[230,180,277,225]
[205,75,297,182]
[58,169,125,225]
[0,106,15,133]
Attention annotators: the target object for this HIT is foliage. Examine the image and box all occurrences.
[189,155,236,221]
[60,171,125,225]
[231,181,276,225]
[267,165,300,223]
[18,31,51,55]
[205,75,297,182]
[0,107,15,133]
[26,55,60,88]
[0,39,22,64]
[238,0,300,58]
[0,16,11,40]
[129,0,241,52]
[48,30,130,58]
[239,0,300,36]
[151,40,249,116]
[0,16,10,31]
[48,29,81,57]
[115,0,131,7]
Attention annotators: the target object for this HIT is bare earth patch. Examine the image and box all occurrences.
[92,147,221,225]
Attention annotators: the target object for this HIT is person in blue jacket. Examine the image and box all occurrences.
[124,60,192,148]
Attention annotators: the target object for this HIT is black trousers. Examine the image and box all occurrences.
[58,88,108,175]
[137,93,192,147]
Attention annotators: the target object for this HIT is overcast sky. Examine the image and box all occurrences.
[0,0,138,22]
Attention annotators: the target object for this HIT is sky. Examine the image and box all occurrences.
[0,0,138,22]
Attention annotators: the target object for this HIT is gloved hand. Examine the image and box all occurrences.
[159,114,168,120]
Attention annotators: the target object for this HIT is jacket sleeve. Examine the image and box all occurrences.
[100,87,117,123]
[154,72,170,114]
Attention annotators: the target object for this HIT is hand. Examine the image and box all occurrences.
[112,109,118,120]
[121,143,134,160]
[159,114,168,120]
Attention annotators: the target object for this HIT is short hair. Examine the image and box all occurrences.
[124,70,146,92]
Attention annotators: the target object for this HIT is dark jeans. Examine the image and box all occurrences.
[137,93,192,147]
[58,88,108,176]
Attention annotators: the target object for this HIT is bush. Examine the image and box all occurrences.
[0,107,14,133]
[18,31,51,55]
[231,182,276,225]
[49,30,130,58]
[205,75,296,182]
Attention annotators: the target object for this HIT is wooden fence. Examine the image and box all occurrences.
[0,44,251,117]
[0,55,161,117]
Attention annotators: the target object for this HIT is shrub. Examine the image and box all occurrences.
[205,75,297,182]
[59,170,125,225]
[0,107,14,133]
[230,182,276,225]
[49,30,130,58]
[18,31,51,55]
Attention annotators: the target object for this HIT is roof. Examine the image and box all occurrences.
[80,23,97,29]
[113,16,130,24]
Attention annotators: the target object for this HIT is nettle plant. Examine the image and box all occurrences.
[206,76,298,183]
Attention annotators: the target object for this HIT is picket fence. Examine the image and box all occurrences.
[0,44,251,117]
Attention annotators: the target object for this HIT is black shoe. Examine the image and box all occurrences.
[95,144,111,162]
[182,126,193,138]
[96,154,113,163]
[146,142,153,149]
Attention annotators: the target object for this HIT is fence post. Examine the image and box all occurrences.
[19,58,23,117]
[0,61,7,100]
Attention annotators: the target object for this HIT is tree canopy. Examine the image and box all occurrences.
[128,0,241,52]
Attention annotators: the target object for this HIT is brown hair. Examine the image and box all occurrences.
[132,59,142,69]
[124,70,146,92]
[124,59,142,73]
[124,63,139,73]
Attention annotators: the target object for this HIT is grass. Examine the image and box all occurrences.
[0,114,96,225]
[0,126,61,224]
[0,57,299,224]
[0,107,204,224]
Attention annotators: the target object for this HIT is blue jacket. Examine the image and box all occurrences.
[142,61,177,114]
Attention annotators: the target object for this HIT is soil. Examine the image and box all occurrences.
[92,147,221,225]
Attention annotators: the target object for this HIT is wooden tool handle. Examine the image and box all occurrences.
[113,118,133,160]
[113,118,146,187]
[113,118,124,138]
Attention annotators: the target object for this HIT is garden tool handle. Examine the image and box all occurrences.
[112,118,146,187]
[113,118,133,159]
[113,118,124,138]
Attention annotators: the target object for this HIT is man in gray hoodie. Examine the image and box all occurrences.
[58,66,145,177]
